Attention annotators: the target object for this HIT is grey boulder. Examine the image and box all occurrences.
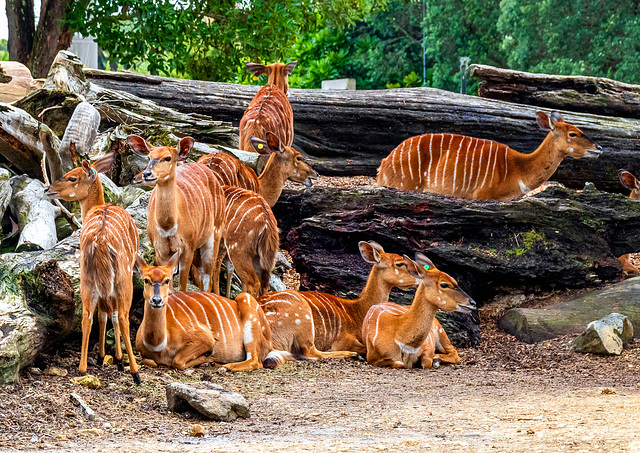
[166,381,250,422]
[571,313,634,355]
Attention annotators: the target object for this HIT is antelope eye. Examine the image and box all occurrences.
[164,156,172,162]
[296,156,303,161]
[440,283,450,289]
[164,279,171,285]
[144,278,150,285]
[395,262,405,267]
[68,177,77,182]
[568,132,578,138]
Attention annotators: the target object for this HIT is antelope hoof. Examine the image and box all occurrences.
[114,358,124,372]
[432,358,442,369]
[262,358,278,369]
[132,372,141,386]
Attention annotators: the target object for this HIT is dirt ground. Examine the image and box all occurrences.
[2,177,640,453]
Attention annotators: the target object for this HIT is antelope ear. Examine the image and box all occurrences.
[536,111,552,131]
[92,152,116,174]
[619,169,640,191]
[359,241,382,264]
[250,136,272,156]
[403,255,422,279]
[177,137,195,161]
[285,61,297,75]
[266,132,283,154]
[414,252,436,272]
[167,251,180,270]
[81,161,96,178]
[549,111,564,126]
[134,254,148,276]
[245,62,267,76]
[127,135,151,157]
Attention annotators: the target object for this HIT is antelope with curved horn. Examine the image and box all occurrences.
[377,111,602,201]
[239,61,297,152]
[363,254,476,369]
[618,169,640,276]
[127,135,226,293]
[258,241,418,356]
[44,153,141,384]
[198,131,318,207]
[135,253,296,370]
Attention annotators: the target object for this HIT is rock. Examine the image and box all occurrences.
[570,313,634,355]
[71,375,101,389]
[499,278,640,343]
[103,355,113,366]
[70,392,96,421]
[189,424,205,437]
[29,367,42,375]
[44,366,68,376]
[166,382,250,422]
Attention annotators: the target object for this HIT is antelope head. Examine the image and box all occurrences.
[245,61,297,94]
[250,132,318,187]
[537,111,602,159]
[359,240,419,290]
[135,252,180,309]
[44,152,116,201]
[128,135,195,185]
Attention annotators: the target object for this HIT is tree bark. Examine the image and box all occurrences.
[6,0,35,65]
[273,184,640,305]
[27,0,74,78]
[84,68,640,192]
[470,64,640,120]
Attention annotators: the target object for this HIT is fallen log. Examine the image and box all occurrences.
[9,176,59,251]
[470,64,640,120]
[274,184,640,303]
[498,277,640,343]
[84,67,640,192]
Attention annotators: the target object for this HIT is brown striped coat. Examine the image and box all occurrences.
[377,111,602,201]
[618,169,640,276]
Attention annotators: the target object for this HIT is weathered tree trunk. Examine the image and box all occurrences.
[27,0,74,78]
[274,184,640,304]
[84,67,640,192]
[498,277,640,343]
[470,64,640,120]
[6,0,35,65]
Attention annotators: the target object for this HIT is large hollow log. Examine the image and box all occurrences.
[273,184,640,306]
[470,64,640,120]
[84,68,640,192]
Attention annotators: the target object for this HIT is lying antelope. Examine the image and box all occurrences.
[221,185,279,298]
[377,111,602,200]
[128,135,226,293]
[239,61,297,152]
[618,169,640,276]
[45,153,141,384]
[258,241,418,356]
[363,254,476,369]
[135,253,294,370]
[198,131,318,207]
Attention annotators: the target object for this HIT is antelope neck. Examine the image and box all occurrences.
[514,133,564,191]
[79,176,105,222]
[352,266,393,323]
[257,153,287,206]
[153,176,179,230]
[141,302,168,349]
[398,283,439,347]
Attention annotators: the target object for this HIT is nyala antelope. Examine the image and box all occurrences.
[45,153,141,384]
[239,61,297,152]
[377,111,602,201]
[135,253,296,370]
[198,131,318,207]
[258,241,419,356]
[618,169,640,276]
[128,135,226,293]
[363,254,476,369]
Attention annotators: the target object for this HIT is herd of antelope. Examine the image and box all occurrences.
[44,61,630,385]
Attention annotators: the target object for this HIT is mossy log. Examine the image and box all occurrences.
[471,64,640,120]
[498,277,640,343]
[85,67,640,192]
[274,183,640,304]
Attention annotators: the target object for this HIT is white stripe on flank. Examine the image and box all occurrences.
[490,143,499,186]
[441,136,452,189]
[452,137,464,192]
[426,134,434,186]
[503,147,509,183]
[416,135,423,186]
[395,339,420,355]
[407,137,415,183]
[479,141,493,189]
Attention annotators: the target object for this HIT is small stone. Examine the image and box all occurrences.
[29,367,42,375]
[189,424,205,437]
[601,388,616,395]
[45,366,68,377]
[102,422,111,430]
[103,355,114,366]
[526,429,535,435]
[71,375,101,389]
[166,382,250,422]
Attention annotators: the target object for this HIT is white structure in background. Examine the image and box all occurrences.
[68,33,99,69]
[321,78,356,90]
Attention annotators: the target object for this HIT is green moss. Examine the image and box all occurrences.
[144,125,175,147]
[506,229,547,257]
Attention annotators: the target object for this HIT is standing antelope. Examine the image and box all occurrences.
[198,131,318,207]
[221,185,279,298]
[127,135,226,293]
[239,61,297,152]
[363,254,476,369]
[618,169,640,276]
[45,153,141,384]
[135,253,295,370]
[377,111,602,201]
[258,241,419,356]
